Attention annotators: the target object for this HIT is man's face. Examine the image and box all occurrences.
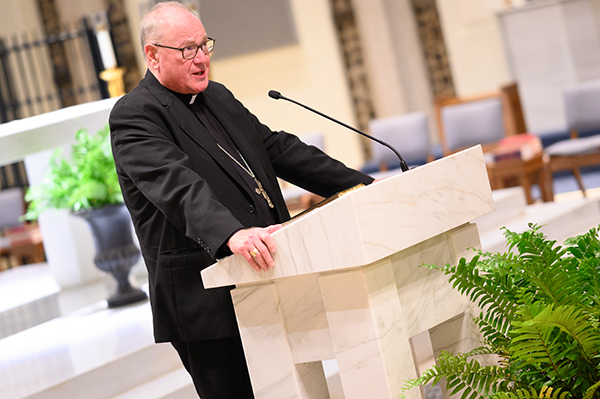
[148,11,210,94]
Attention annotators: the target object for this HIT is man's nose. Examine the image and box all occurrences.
[193,50,209,63]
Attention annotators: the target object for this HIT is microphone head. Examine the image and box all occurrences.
[268,90,282,100]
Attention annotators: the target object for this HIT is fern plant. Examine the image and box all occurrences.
[23,125,123,220]
[402,223,600,399]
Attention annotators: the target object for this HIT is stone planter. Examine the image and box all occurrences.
[78,204,147,307]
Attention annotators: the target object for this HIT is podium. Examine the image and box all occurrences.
[201,146,495,399]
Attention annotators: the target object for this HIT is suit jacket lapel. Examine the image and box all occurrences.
[145,74,247,191]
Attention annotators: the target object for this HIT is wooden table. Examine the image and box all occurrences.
[486,151,554,204]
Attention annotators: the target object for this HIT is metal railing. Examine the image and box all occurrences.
[0,18,107,189]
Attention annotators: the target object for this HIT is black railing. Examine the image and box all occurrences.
[0,19,105,124]
[0,18,107,189]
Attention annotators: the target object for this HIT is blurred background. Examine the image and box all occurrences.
[1,0,600,398]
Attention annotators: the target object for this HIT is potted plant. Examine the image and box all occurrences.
[24,125,147,308]
[402,223,600,399]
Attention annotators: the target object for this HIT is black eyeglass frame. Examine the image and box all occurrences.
[152,37,216,60]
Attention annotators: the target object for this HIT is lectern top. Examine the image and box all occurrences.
[201,145,494,288]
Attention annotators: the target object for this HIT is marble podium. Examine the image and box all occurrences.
[201,146,495,399]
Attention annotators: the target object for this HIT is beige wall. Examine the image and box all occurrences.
[351,0,436,144]
[592,0,600,48]
[435,0,516,96]
[210,0,364,168]
[55,0,105,23]
[121,0,364,168]
[124,0,150,75]
[0,0,41,35]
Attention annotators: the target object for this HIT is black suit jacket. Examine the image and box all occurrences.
[109,71,373,342]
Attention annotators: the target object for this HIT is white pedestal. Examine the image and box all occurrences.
[203,146,495,399]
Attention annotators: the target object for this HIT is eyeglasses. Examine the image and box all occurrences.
[152,37,216,60]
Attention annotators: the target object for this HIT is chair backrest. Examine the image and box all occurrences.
[563,79,600,135]
[0,187,25,229]
[368,111,430,168]
[437,95,506,155]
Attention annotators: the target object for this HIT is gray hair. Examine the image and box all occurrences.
[139,1,200,52]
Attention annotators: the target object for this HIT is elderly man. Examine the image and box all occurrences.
[109,2,373,398]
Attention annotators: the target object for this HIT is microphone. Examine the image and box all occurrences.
[268,90,409,172]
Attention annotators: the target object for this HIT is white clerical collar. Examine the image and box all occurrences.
[190,94,197,105]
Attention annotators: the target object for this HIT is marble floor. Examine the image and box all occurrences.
[0,265,161,398]
[1,299,151,398]
[1,169,600,399]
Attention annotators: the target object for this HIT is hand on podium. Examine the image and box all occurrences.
[227,225,282,271]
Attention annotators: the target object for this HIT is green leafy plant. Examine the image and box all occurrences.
[24,125,123,220]
[402,223,600,399]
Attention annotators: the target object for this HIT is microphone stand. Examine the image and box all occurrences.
[269,91,409,172]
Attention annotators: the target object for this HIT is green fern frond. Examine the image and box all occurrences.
[583,380,600,399]
[510,304,600,389]
[443,256,519,323]
[402,351,510,399]
[23,125,123,220]
[520,258,581,308]
[528,305,600,363]
[463,345,500,358]
[493,387,570,399]
[503,224,562,262]
[564,228,600,309]
[475,311,512,348]
[564,226,600,258]
[410,224,600,399]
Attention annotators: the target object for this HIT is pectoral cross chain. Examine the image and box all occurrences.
[217,143,275,209]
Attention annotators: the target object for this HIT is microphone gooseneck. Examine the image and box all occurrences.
[268,90,409,172]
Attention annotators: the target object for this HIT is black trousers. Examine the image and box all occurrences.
[171,337,255,399]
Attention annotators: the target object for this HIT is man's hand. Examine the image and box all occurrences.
[227,225,282,271]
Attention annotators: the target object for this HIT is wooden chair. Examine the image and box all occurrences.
[434,83,527,156]
[544,79,600,196]
[435,87,551,203]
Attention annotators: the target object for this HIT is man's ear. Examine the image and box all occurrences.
[145,44,159,69]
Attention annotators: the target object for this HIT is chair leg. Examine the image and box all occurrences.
[520,174,534,205]
[571,167,587,197]
[541,162,554,202]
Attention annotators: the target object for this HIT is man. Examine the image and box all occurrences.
[109,2,374,398]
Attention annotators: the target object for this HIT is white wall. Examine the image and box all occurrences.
[498,0,600,134]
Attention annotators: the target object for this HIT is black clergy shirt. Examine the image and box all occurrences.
[170,90,278,231]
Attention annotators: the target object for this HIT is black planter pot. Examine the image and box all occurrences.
[78,204,148,308]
